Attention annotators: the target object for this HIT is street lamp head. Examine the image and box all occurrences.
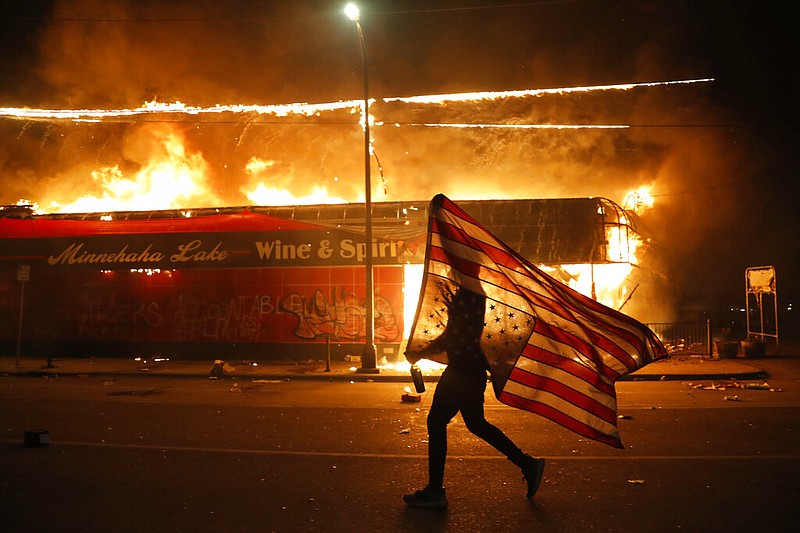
[344,3,360,22]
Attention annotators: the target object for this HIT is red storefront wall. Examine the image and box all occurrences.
[0,264,404,360]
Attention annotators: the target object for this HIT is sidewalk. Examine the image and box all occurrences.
[0,350,784,383]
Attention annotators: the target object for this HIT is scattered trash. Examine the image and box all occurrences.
[627,479,645,484]
[723,395,740,401]
[23,430,50,447]
[209,359,236,378]
[691,381,777,392]
[230,382,264,393]
[401,392,422,403]
[399,428,411,434]
[617,414,633,420]
[107,388,166,397]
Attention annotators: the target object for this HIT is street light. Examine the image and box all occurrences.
[345,3,378,372]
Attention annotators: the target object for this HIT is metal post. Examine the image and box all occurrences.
[325,335,331,373]
[16,279,25,368]
[346,4,378,373]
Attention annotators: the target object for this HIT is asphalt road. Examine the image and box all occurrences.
[2,369,799,533]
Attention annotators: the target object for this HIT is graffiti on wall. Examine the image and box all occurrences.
[76,296,163,340]
[4,266,404,345]
[280,288,401,342]
[173,294,274,341]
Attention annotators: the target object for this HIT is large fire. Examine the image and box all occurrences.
[5,78,701,215]
[4,80,676,351]
[47,126,217,213]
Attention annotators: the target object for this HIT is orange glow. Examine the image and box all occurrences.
[49,127,217,213]
[555,263,633,309]
[383,78,713,105]
[381,358,445,374]
[245,184,346,206]
[0,79,713,123]
[243,156,347,206]
[624,186,655,214]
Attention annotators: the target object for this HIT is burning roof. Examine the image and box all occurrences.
[2,196,638,266]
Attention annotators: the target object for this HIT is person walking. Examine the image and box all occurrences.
[403,287,545,509]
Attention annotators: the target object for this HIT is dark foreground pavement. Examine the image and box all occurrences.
[2,352,799,533]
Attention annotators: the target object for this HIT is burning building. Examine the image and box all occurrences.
[0,196,648,361]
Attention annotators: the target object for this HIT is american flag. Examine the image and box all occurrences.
[405,194,668,448]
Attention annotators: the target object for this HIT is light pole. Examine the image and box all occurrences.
[345,3,378,372]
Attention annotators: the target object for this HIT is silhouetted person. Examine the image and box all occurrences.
[403,287,545,508]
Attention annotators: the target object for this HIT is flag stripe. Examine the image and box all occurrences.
[499,379,617,436]
[520,342,617,397]
[518,282,640,368]
[498,389,623,448]
[507,366,618,424]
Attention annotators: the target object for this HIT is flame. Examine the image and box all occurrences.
[1,79,700,216]
[383,78,713,105]
[0,78,713,122]
[393,123,629,130]
[242,156,347,206]
[557,263,633,309]
[0,98,361,122]
[381,358,445,374]
[50,127,217,213]
[624,186,655,214]
[245,184,346,206]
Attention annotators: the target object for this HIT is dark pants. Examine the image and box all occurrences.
[427,366,527,489]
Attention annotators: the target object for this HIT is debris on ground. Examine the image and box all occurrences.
[229,382,264,393]
[23,429,50,447]
[687,381,781,392]
[401,392,421,403]
[209,359,236,378]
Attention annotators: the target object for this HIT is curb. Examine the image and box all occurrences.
[1,367,767,383]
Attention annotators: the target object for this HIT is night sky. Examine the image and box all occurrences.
[0,0,797,332]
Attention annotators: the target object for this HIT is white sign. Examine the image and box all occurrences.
[17,264,30,282]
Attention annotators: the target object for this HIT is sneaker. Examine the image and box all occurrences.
[522,455,545,498]
[403,486,448,509]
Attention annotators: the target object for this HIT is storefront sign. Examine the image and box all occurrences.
[2,229,424,270]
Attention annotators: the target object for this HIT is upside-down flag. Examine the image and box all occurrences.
[405,194,667,448]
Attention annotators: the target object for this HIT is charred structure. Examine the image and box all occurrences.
[0,198,645,360]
